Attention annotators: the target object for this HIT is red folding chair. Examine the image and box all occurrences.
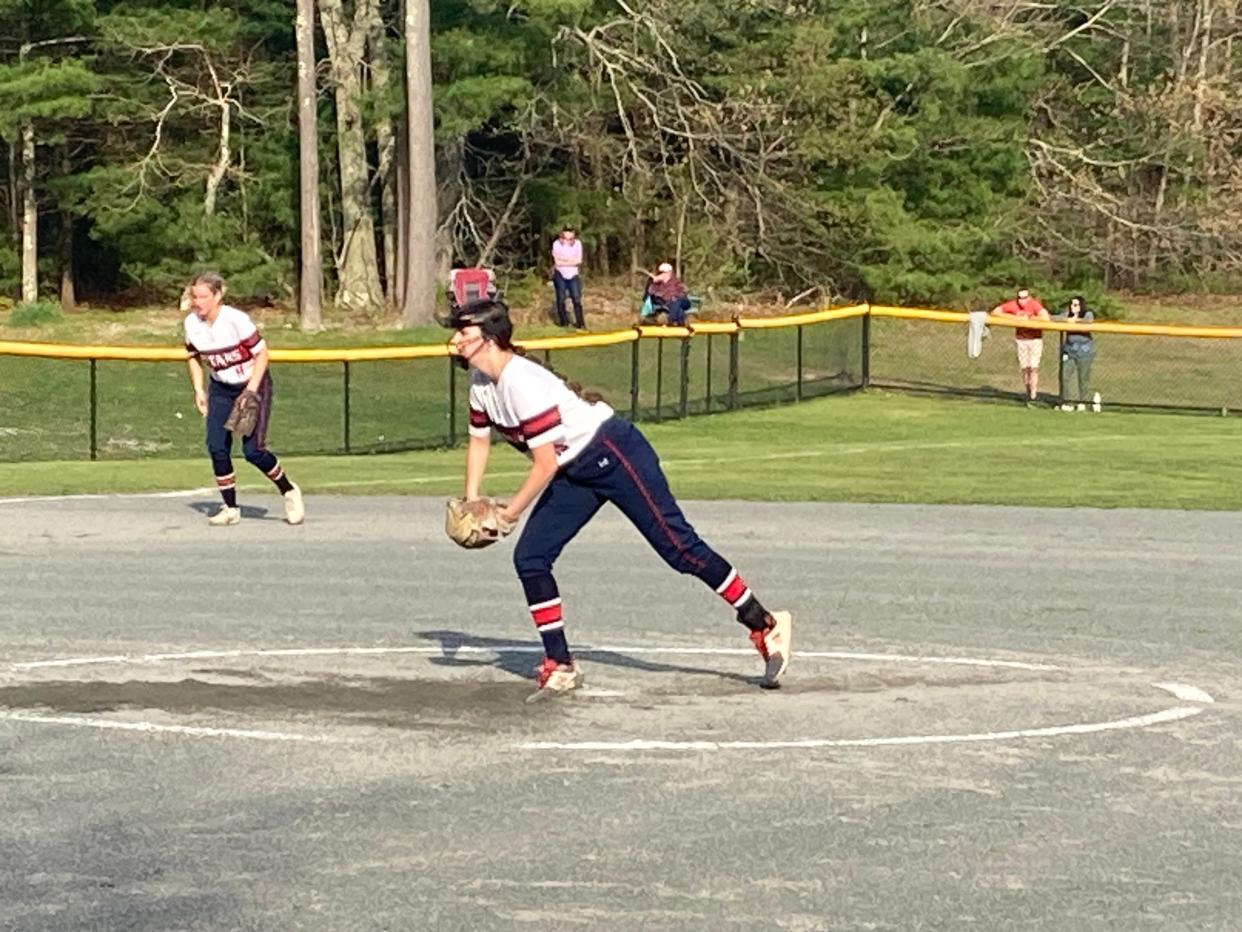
[449,268,496,309]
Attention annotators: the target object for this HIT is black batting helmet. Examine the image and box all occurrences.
[441,299,513,344]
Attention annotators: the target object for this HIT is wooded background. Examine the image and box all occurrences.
[1,1,1239,324]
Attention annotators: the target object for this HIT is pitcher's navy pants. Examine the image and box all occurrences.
[514,416,757,638]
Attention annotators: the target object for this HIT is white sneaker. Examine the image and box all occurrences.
[208,505,241,527]
[749,610,793,689]
[283,483,305,525]
[1059,403,1074,412]
[1076,403,1085,412]
[527,657,585,703]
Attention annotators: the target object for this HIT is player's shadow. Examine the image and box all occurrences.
[187,501,271,520]
[416,629,757,687]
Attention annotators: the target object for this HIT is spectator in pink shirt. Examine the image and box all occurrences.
[991,287,1050,406]
[550,227,585,329]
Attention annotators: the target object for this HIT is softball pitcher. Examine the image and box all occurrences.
[446,299,792,699]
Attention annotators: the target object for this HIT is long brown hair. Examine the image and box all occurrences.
[505,344,606,405]
[460,298,607,404]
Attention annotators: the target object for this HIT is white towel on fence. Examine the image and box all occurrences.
[967,310,989,358]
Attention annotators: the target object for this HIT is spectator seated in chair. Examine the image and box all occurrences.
[448,266,499,312]
[640,262,693,326]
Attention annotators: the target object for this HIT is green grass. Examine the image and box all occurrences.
[870,316,1242,410]
[3,391,1240,509]
[1,294,1239,466]
[0,324,861,461]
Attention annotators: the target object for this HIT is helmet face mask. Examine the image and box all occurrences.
[443,299,513,367]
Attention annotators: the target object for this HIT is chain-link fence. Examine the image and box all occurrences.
[4,305,1235,462]
[0,309,867,462]
[869,307,1242,413]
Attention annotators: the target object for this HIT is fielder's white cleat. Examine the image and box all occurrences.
[283,483,305,525]
[749,610,793,689]
[207,505,241,527]
[527,657,584,703]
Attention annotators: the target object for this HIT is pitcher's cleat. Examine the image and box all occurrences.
[283,483,305,525]
[749,610,793,689]
[207,505,241,527]
[527,657,584,703]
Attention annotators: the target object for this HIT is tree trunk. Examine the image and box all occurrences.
[1192,0,1214,132]
[58,146,75,311]
[204,98,230,216]
[369,9,398,305]
[58,219,75,311]
[20,121,37,305]
[400,0,437,326]
[296,0,324,330]
[1148,165,1168,275]
[394,114,408,310]
[6,140,17,248]
[319,0,385,313]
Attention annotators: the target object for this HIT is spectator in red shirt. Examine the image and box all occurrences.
[991,287,1050,406]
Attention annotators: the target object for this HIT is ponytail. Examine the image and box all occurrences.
[510,344,606,405]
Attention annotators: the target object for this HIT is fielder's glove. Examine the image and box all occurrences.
[445,497,516,549]
[224,390,261,437]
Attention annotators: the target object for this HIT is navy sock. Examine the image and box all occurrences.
[736,597,771,632]
[540,628,573,665]
[712,566,770,631]
[265,464,294,495]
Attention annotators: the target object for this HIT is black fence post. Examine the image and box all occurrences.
[89,358,98,461]
[861,310,872,389]
[728,328,739,410]
[678,336,690,419]
[705,333,713,414]
[654,338,664,422]
[630,337,640,421]
[447,356,457,446]
[796,325,804,402]
[342,361,351,454]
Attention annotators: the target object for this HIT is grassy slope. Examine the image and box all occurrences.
[3,391,1239,510]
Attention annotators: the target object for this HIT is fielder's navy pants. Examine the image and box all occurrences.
[514,416,736,625]
[206,374,279,479]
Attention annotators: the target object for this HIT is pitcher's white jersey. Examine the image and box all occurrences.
[184,305,266,385]
[468,355,612,465]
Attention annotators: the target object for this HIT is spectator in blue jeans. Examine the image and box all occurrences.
[550,227,585,328]
[1055,295,1097,411]
[643,262,692,326]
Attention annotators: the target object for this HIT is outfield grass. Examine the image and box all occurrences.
[1,296,1238,463]
[0,321,862,461]
[871,316,1242,411]
[2,391,1239,510]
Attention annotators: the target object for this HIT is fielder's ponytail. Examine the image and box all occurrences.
[508,343,606,405]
